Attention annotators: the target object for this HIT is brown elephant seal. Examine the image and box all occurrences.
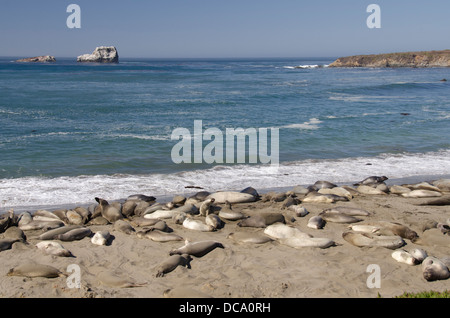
[55,227,92,241]
[205,214,224,229]
[96,271,147,288]
[322,206,372,216]
[114,220,135,235]
[127,194,156,202]
[307,216,326,229]
[376,221,419,241]
[138,229,183,242]
[237,213,285,228]
[163,287,213,298]
[0,238,20,252]
[342,231,405,249]
[353,176,388,186]
[313,180,337,189]
[95,197,123,223]
[169,240,224,258]
[38,225,82,240]
[422,256,450,281]
[7,263,65,278]
[319,212,362,224]
[156,254,192,277]
[3,226,26,242]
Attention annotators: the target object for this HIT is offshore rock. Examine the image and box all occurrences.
[77,46,119,63]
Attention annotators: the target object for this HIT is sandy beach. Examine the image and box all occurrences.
[0,177,449,299]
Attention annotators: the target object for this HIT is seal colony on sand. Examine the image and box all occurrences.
[0,175,449,298]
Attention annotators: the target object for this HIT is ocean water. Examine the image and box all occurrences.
[1,57,450,210]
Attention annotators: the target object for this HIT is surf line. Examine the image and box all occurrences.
[171,120,279,167]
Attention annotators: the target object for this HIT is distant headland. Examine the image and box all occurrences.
[329,50,450,68]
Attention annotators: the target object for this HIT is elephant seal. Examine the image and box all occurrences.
[264,223,311,240]
[199,198,215,216]
[114,220,135,235]
[226,232,273,244]
[389,185,411,195]
[342,232,405,249]
[144,209,179,220]
[391,250,419,265]
[313,180,337,189]
[240,186,259,197]
[205,214,224,230]
[38,225,82,240]
[36,241,72,257]
[127,194,156,202]
[375,221,419,241]
[0,209,14,233]
[356,185,387,195]
[207,191,256,204]
[66,210,84,225]
[422,257,450,281]
[19,219,64,231]
[432,179,450,192]
[55,227,92,241]
[348,224,381,234]
[319,212,362,224]
[138,229,183,242]
[323,206,372,216]
[307,216,326,229]
[95,197,123,223]
[156,254,192,277]
[169,240,224,258]
[288,205,309,217]
[183,218,214,232]
[318,187,352,200]
[163,287,213,298]
[218,202,247,220]
[279,236,335,249]
[417,196,450,206]
[91,231,111,246]
[409,248,428,263]
[302,192,347,203]
[0,238,20,252]
[353,176,388,186]
[401,190,442,198]
[404,182,441,192]
[97,271,147,288]
[4,226,26,242]
[237,213,285,228]
[7,263,65,278]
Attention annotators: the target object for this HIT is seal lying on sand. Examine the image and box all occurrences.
[169,240,224,258]
[422,257,450,281]
[156,254,192,277]
[342,232,405,249]
[7,263,65,278]
[237,213,285,228]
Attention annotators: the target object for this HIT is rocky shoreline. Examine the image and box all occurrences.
[329,50,450,68]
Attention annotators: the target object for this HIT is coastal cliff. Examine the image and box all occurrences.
[16,55,56,63]
[329,50,450,68]
[77,46,119,63]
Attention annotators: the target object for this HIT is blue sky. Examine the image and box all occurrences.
[1,0,449,58]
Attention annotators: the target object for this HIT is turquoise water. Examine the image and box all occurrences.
[1,57,449,208]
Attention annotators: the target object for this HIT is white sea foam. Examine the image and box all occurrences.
[1,149,449,211]
[281,118,322,130]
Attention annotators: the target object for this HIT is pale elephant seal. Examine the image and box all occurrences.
[163,287,213,298]
[183,218,214,232]
[288,205,309,217]
[0,238,20,252]
[302,192,347,203]
[66,210,84,225]
[97,271,147,288]
[218,202,247,220]
[33,210,61,221]
[422,256,450,281]
[307,216,326,229]
[205,214,224,229]
[389,185,411,195]
[323,206,372,216]
[356,185,387,195]
[138,229,183,242]
[114,220,135,235]
[95,197,123,223]
[144,209,179,220]
[319,212,362,224]
[169,240,224,258]
[318,187,352,200]
[7,263,64,278]
[199,198,215,216]
[353,176,388,186]
[342,232,405,249]
[409,248,427,263]
[237,213,285,228]
[156,254,192,277]
[91,231,111,246]
[207,191,256,204]
[226,232,273,244]
[279,236,335,249]
[391,250,419,265]
[55,227,92,241]
[264,223,311,240]
[19,219,64,231]
[348,224,381,234]
[36,241,72,257]
[401,190,442,198]
[404,182,441,192]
